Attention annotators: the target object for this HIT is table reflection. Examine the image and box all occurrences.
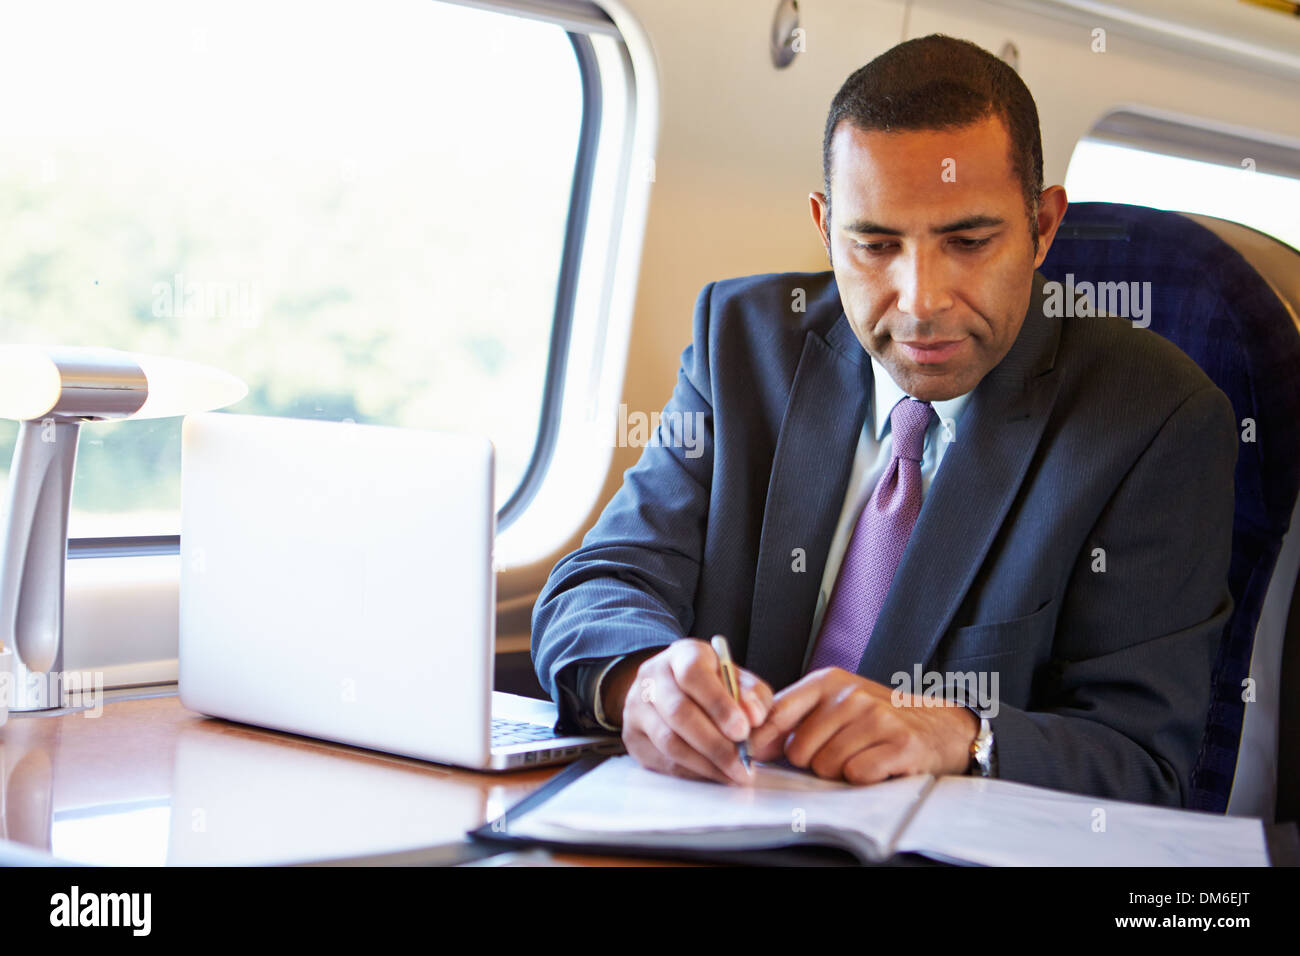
[0,692,552,866]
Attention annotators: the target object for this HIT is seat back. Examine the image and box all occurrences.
[1040,201,1300,819]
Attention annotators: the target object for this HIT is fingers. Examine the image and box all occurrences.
[746,669,909,780]
[623,725,733,785]
[841,740,908,785]
[670,642,750,741]
[738,670,774,726]
[806,711,891,779]
[620,639,755,786]
[656,688,752,784]
[783,694,866,770]
[748,667,841,756]
[660,641,759,785]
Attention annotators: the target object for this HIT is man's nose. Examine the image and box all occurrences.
[894,247,955,320]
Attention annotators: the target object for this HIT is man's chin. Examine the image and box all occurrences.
[879,361,974,403]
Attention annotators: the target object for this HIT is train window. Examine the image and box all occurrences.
[0,0,617,545]
[1065,110,1300,251]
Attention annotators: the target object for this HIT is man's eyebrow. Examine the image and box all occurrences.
[933,215,1005,234]
[842,215,1006,236]
[843,219,903,236]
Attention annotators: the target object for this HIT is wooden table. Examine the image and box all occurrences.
[0,688,670,866]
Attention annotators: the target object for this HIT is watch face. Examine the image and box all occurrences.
[969,718,993,775]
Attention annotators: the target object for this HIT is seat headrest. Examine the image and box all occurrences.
[1040,201,1300,539]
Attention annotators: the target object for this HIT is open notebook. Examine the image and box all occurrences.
[483,755,1270,866]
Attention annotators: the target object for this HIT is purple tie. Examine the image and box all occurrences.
[807,397,936,674]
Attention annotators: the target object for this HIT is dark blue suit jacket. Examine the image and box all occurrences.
[532,269,1237,807]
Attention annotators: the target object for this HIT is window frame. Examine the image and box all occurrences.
[497,29,603,531]
[1084,107,1300,181]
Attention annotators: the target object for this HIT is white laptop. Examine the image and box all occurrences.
[178,411,622,771]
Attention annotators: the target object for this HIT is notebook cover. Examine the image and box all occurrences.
[466,755,942,867]
[469,756,1299,867]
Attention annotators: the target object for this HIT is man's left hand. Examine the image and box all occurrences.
[747,667,979,783]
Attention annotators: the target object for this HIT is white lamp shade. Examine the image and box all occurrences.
[0,346,247,421]
[133,353,248,420]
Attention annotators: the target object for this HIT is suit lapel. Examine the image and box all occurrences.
[744,312,871,688]
[857,271,1063,682]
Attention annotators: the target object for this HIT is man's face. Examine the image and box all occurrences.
[811,115,1063,402]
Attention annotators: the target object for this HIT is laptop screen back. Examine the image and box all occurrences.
[179,412,495,766]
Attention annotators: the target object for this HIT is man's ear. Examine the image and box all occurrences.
[1032,185,1069,269]
[809,191,832,262]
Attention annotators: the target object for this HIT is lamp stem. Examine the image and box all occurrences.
[1,417,80,712]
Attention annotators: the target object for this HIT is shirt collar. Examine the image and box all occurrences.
[869,353,973,441]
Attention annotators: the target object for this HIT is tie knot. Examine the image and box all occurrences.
[890,397,934,462]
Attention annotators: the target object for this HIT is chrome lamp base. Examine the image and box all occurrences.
[1,418,80,712]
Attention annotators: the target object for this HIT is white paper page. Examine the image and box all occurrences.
[508,755,933,852]
[897,775,1269,866]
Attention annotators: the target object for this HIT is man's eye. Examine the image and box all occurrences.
[853,241,896,253]
[952,236,992,250]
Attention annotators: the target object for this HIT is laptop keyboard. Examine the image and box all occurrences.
[491,717,560,746]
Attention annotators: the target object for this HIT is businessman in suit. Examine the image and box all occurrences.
[531,35,1236,807]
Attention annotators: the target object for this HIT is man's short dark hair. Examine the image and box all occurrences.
[822,34,1044,243]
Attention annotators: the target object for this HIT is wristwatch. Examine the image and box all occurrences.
[968,712,996,777]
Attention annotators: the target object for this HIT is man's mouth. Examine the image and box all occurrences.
[896,338,967,364]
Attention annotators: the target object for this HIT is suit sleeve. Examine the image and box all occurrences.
[531,282,718,731]
[989,381,1238,807]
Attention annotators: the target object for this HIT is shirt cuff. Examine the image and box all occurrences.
[590,655,628,732]
[552,656,628,735]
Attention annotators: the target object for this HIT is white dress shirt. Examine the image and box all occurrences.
[802,354,972,670]
[589,353,974,729]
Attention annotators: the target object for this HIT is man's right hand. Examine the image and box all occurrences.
[600,638,773,786]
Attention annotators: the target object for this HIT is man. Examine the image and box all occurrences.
[531,35,1236,807]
